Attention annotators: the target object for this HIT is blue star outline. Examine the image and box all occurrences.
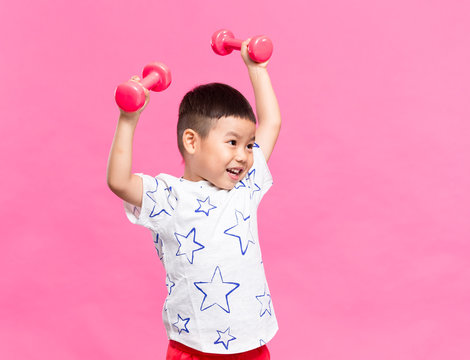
[194,266,240,313]
[166,274,175,295]
[233,168,260,198]
[214,327,236,350]
[224,210,255,255]
[153,232,163,260]
[175,228,205,264]
[246,168,261,199]
[234,180,246,189]
[146,178,172,217]
[172,314,190,334]
[165,186,178,210]
[195,196,217,216]
[132,206,141,217]
[255,286,272,317]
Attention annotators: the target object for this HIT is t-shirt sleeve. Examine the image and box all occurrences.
[248,144,274,204]
[123,173,175,231]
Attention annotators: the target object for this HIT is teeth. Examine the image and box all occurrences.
[227,168,241,175]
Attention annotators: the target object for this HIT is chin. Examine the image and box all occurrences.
[220,184,235,190]
[214,181,236,190]
[208,175,239,190]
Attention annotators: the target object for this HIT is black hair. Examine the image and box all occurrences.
[177,83,256,156]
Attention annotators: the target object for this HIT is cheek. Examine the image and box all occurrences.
[247,156,254,169]
[211,148,229,168]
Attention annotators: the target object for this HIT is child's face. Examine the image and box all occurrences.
[190,116,256,190]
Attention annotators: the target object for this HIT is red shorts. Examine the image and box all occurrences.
[166,340,270,360]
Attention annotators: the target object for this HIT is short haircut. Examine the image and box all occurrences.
[177,83,256,156]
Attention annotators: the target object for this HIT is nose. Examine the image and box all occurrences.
[235,146,248,163]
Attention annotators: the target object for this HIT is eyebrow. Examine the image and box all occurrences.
[225,131,256,142]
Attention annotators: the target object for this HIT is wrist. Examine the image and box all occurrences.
[247,65,268,75]
[247,66,269,84]
[119,111,140,123]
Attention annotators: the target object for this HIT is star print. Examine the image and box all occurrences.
[224,210,255,255]
[260,339,266,346]
[132,206,141,217]
[194,266,240,313]
[195,196,217,216]
[166,274,175,295]
[146,178,171,217]
[255,287,272,317]
[165,186,178,210]
[214,327,236,350]
[153,232,163,260]
[172,314,190,334]
[234,180,246,189]
[246,168,261,199]
[175,228,204,264]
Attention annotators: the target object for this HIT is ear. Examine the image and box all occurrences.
[182,129,199,155]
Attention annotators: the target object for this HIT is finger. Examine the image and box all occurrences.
[241,40,250,57]
[241,38,250,50]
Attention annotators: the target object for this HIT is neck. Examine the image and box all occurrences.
[182,161,203,182]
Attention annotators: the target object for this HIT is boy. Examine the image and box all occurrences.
[107,41,281,359]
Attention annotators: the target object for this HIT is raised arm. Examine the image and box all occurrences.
[106,77,149,208]
[241,40,281,162]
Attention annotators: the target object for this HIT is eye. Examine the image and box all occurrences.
[228,140,237,146]
[247,143,254,150]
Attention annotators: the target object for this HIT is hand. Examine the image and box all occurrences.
[241,39,269,69]
[118,75,150,117]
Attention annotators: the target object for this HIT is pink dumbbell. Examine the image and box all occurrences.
[115,62,171,112]
[211,29,273,63]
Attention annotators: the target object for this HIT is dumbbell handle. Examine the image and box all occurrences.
[223,38,243,51]
[139,72,161,90]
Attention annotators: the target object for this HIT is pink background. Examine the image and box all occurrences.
[1,0,469,359]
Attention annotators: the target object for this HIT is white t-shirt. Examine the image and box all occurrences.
[124,146,278,354]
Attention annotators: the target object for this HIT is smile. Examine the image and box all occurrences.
[226,167,243,180]
[227,168,242,175]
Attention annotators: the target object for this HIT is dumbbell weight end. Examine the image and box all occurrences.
[115,81,147,113]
